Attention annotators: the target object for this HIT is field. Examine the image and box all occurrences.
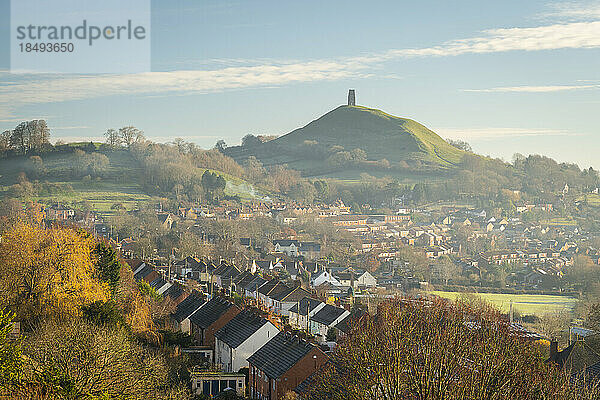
[540,217,577,226]
[577,193,600,206]
[430,291,578,317]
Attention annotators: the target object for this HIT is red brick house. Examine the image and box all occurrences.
[189,296,240,347]
[247,332,327,400]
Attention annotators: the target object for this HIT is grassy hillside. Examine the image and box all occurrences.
[0,148,264,215]
[226,105,466,178]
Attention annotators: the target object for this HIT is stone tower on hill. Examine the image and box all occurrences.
[348,89,356,106]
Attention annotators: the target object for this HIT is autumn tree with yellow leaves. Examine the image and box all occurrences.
[0,222,110,324]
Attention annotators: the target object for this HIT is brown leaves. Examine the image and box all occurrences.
[308,297,600,400]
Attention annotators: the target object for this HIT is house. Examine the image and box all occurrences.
[189,296,240,347]
[356,270,377,287]
[212,263,241,289]
[273,240,300,257]
[257,279,289,310]
[214,310,280,373]
[190,370,246,397]
[270,286,312,316]
[157,213,174,229]
[162,283,187,305]
[248,332,328,400]
[333,309,366,340]
[299,242,321,260]
[549,334,600,384]
[288,297,326,330]
[244,275,268,299]
[309,304,350,342]
[171,291,206,333]
[252,260,273,272]
[310,270,340,287]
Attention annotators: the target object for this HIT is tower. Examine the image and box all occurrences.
[348,89,356,106]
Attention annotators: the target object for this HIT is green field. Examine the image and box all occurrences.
[540,217,577,226]
[578,193,600,206]
[431,291,578,317]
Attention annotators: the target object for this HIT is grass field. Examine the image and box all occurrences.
[540,217,577,226]
[430,291,578,317]
[577,193,600,206]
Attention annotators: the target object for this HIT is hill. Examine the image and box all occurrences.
[0,147,264,215]
[225,105,466,178]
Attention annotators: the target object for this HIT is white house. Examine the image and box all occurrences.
[309,304,350,342]
[214,311,279,373]
[289,297,326,330]
[273,240,300,257]
[270,286,312,316]
[357,271,377,288]
[310,270,341,287]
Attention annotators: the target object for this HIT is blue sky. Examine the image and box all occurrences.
[0,0,599,168]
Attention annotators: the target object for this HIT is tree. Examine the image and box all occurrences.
[307,297,598,400]
[118,126,145,147]
[6,120,51,153]
[26,155,47,179]
[0,130,10,152]
[243,156,266,181]
[241,134,262,148]
[433,255,459,285]
[201,170,226,202]
[215,139,227,152]
[21,320,169,399]
[447,139,473,152]
[93,241,122,293]
[0,309,22,393]
[104,128,121,149]
[313,180,329,202]
[0,223,110,324]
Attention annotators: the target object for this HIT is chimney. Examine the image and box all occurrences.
[348,89,356,106]
[549,340,558,362]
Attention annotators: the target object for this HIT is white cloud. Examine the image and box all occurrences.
[540,1,600,22]
[435,127,578,140]
[1,20,599,113]
[464,84,600,92]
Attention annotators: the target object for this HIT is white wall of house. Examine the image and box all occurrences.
[216,322,279,373]
[358,271,377,287]
[311,271,340,287]
[289,302,325,330]
[309,310,350,340]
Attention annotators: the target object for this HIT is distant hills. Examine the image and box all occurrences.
[225,105,466,178]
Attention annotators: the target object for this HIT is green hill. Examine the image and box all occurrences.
[226,105,466,178]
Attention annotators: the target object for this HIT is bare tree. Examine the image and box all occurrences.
[307,297,600,400]
[104,128,121,149]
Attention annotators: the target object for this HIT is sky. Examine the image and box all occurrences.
[0,0,599,168]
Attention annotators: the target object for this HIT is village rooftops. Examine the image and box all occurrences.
[289,297,323,316]
[172,291,205,323]
[247,331,318,379]
[311,304,347,326]
[243,276,267,292]
[189,296,235,329]
[271,286,311,303]
[215,310,271,349]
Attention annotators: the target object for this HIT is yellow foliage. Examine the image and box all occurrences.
[115,265,154,333]
[0,222,110,322]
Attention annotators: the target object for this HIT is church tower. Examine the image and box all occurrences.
[348,89,356,106]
